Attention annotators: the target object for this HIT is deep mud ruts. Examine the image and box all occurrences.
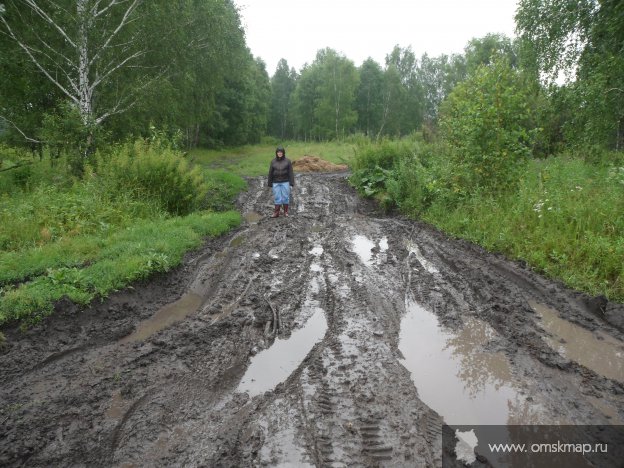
[1,172,623,467]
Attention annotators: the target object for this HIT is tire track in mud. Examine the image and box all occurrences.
[1,172,623,467]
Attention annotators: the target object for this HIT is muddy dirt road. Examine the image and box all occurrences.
[1,172,624,467]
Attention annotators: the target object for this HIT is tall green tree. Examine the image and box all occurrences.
[356,58,384,137]
[384,45,423,136]
[464,33,518,74]
[269,59,297,139]
[313,48,359,140]
[516,0,624,149]
[417,53,466,124]
[289,62,321,141]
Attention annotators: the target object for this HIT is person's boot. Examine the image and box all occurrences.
[283,204,289,217]
[271,205,280,218]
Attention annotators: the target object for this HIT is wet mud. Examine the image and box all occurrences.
[1,172,623,467]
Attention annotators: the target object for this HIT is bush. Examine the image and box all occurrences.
[439,59,539,194]
[98,139,208,215]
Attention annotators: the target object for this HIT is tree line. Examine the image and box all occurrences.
[1,0,622,154]
[0,0,269,154]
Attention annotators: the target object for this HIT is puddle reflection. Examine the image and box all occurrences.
[399,297,545,425]
[237,309,327,397]
[407,242,438,274]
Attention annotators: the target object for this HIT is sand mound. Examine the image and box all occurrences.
[292,155,348,173]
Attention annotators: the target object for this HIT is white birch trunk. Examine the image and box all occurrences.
[77,0,93,125]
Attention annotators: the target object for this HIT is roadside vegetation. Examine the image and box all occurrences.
[350,139,624,301]
[0,140,242,325]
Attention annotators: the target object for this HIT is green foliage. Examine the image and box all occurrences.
[269,59,297,139]
[516,0,624,150]
[40,102,100,174]
[439,59,539,194]
[97,139,208,215]
[350,137,624,301]
[422,155,624,300]
[0,180,162,252]
[0,211,241,325]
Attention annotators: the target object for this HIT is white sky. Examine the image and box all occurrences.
[236,0,520,76]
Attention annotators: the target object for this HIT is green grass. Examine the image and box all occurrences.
[0,211,241,325]
[421,156,624,300]
[0,142,247,326]
[189,140,356,176]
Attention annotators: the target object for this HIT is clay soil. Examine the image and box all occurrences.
[1,172,623,467]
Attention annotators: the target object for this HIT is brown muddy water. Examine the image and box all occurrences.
[530,301,624,383]
[1,172,623,467]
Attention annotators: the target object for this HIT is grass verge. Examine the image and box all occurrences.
[0,211,240,325]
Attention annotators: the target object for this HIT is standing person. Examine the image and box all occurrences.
[268,145,294,218]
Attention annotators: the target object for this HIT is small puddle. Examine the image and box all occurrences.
[244,211,263,223]
[230,235,246,247]
[352,235,375,266]
[399,297,544,425]
[309,245,323,256]
[237,309,327,397]
[407,242,438,274]
[106,391,125,420]
[120,293,203,344]
[351,235,388,267]
[530,301,624,383]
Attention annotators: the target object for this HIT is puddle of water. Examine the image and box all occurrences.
[309,245,323,256]
[120,293,203,344]
[310,263,322,272]
[230,235,246,247]
[106,391,125,419]
[237,309,327,397]
[352,235,375,266]
[586,396,624,424]
[530,301,624,383]
[244,212,263,223]
[407,242,438,274]
[379,236,388,252]
[399,297,545,425]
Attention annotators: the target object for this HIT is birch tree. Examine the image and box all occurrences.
[0,0,147,128]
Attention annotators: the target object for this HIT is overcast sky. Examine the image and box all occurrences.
[236,0,520,76]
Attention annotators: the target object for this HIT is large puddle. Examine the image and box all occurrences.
[120,293,203,344]
[398,297,545,425]
[530,301,624,383]
[237,309,327,397]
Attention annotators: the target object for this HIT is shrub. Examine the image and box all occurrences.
[98,139,208,215]
[439,59,539,194]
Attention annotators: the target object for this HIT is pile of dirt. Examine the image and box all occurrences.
[292,155,348,172]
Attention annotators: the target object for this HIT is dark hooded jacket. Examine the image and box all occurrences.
[268,148,294,187]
